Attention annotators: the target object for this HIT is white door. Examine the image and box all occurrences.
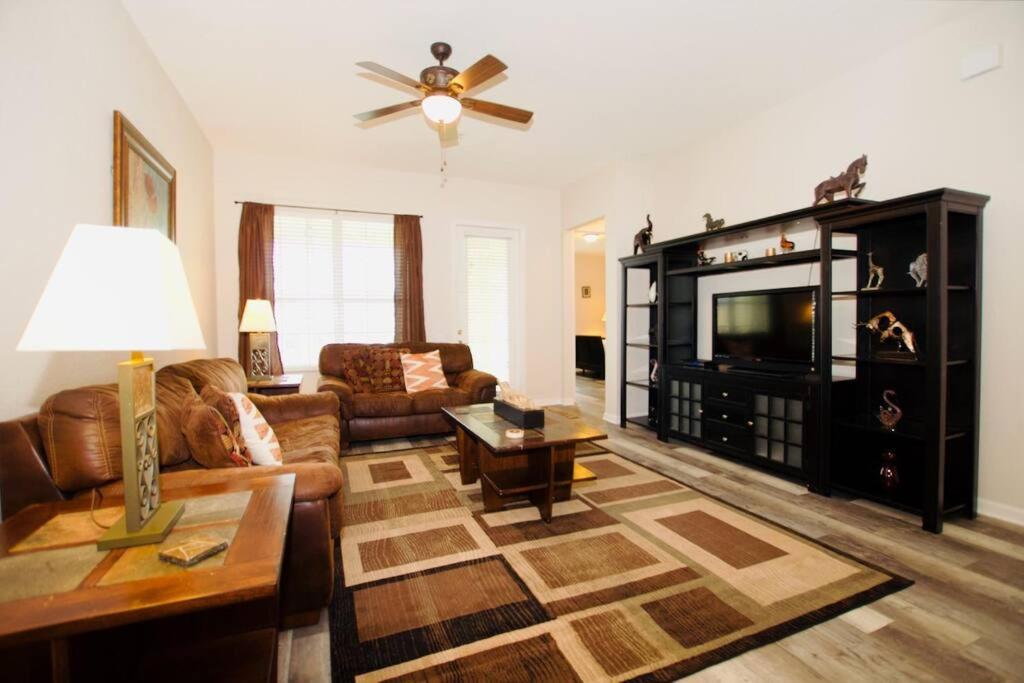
[455,225,522,386]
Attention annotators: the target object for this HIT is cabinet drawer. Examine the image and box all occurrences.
[705,383,749,405]
[705,405,754,429]
[704,420,754,452]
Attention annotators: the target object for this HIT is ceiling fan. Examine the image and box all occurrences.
[354,42,533,143]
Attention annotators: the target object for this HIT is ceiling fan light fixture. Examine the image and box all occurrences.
[421,94,462,124]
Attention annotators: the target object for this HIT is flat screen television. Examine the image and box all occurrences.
[712,287,816,371]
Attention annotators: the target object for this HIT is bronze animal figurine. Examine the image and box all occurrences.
[855,310,918,356]
[703,213,725,231]
[877,390,903,431]
[862,251,885,290]
[779,233,795,252]
[814,154,867,205]
[633,214,653,255]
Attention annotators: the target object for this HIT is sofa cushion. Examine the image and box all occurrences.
[228,393,283,466]
[410,388,472,415]
[400,350,450,393]
[351,392,413,418]
[367,347,408,393]
[274,415,341,464]
[182,395,250,468]
[158,358,248,394]
[39,384,122,493]
[155,374,199,467]
[337,347,373,393]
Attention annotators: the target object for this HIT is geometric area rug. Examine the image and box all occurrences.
[330,443,911,682]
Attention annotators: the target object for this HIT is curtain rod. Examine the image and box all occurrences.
[233,200,422,218]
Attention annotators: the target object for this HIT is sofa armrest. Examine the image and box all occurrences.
[454,369,498,402]
[317,375,354,420]
[248,391,340,426]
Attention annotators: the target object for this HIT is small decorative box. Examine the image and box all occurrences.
[158,534,229,567]
[493,399,544,429]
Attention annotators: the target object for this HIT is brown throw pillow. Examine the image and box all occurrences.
[338,348,373,393]
[367,347,409,393]
[181,396,250,468]
[200,384,240,425]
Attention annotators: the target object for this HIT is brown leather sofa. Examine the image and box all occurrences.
[318,342,497,447]
[0,358,341,628]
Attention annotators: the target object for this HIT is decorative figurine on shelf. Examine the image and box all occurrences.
[649,360,659,386]
[648,282,657,303]
[779,233,795,253]
[696,250,716,266]
[877,390,903,431]
[880,450,900,492]
[813,154,868,205]
[862,251,885,291]
[633,214,653,254]
[855,310,919,357]
[765,247,777,257]
[723,252,735,264]
[735,250,749,261]
[908,253,928,287]
[703,213,725,232]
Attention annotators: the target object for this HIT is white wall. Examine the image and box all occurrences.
[564,2,1024,521]
[214,148,564,403]
[0,0,217,418]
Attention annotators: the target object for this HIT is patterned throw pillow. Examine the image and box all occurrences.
[400,350,450,393]
[182,396,250,468]
[227,393,283,466]
[338,347,373,393]
[367,347,409,393]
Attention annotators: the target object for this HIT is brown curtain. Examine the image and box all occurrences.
[394,214,426,343]
[238,202,284,375]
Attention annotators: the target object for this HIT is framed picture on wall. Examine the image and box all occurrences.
[581,285,592,298]
[113,111,176,242]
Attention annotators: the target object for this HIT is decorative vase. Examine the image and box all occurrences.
[879,450,900,492]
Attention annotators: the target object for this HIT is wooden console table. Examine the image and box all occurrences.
[443,404,606,522]
[0,474,294,682]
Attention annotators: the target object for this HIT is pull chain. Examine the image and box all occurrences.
[439,121,448,189]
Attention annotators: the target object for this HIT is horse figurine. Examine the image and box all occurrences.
[633,214,653,254]
[814,154,867,205]
[703,213,725,231]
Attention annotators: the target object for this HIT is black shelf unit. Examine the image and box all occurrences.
[821,188,988,532]
[620,252,663,433]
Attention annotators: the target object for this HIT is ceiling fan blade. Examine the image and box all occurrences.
[449,55,507,93]
[462,98,533,124]
[356,61,424,91]
[353,100,420,122]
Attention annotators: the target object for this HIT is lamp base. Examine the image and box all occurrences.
[97,500,185,550]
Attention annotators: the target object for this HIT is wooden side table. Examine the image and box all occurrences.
[0,474,295,682]
[247,373,303,396]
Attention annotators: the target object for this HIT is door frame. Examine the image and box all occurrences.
[562,217,607,405]
[452,223,525,389]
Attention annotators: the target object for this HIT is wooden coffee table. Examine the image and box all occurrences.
[443,404,607,522]
[0,474,294,682]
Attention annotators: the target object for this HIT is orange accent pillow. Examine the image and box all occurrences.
[228,393,283,466]
[400,350,450,393]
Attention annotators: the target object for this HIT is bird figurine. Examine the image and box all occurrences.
[877,390,903,431]
[779,233,795,252]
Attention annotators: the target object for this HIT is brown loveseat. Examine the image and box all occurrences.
[0,358,341,628]
[318,342,497,447]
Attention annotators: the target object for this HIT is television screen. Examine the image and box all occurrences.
[713,288,815,367]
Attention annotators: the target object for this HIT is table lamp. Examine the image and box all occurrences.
[239,298,277,379]
[18,225,206,549]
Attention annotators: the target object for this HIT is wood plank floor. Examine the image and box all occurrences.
[280,376,1024,681]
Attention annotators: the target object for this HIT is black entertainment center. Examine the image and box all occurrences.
[620,189,987,532]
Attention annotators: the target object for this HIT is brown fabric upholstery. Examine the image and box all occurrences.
[394,215,426,343]
[453,369,500,403]
[237,202,284,376]
[410,388,471,415]
[158,358,248,394]
[351,392,413,418]
[249,391,340,425]
[366,347,407,393]
[318,342,495,446]
[154,374,199,467]
[275,415,341,464]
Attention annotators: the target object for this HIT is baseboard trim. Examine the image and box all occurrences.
[977,498,1024,527]
[602,412,618,424]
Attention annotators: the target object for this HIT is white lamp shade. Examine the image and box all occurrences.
[421,95,462,124]
[239,299,277,333]
[18,225,206,352]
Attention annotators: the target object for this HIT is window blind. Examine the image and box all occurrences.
[464,234,512,383]
[273,207,394,370]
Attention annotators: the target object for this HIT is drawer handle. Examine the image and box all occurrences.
[721,414,728,420]
[747,420,754,427]
[722,391,729,398]
[698,408,703,415]
[721,436,729,443]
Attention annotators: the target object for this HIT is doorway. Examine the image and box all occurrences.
[568,219,606,413]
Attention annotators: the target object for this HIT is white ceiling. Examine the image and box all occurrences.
[122,0,972,188]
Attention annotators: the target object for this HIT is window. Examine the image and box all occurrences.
[273,208,394,370]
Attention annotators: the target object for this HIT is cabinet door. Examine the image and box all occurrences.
[667,375,702,439]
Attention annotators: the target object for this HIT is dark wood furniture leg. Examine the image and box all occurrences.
[456,425,479,485]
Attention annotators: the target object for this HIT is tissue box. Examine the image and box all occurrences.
[493,399,544,428]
